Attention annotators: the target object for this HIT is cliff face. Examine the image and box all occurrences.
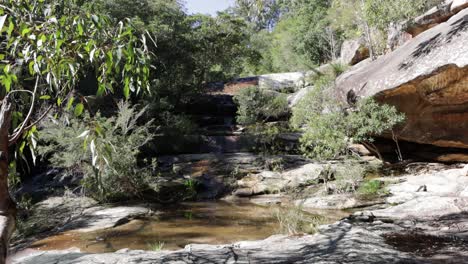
[335,8,468,161]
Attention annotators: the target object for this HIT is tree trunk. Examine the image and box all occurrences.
[0,98,16,264]
[359,0,376,60]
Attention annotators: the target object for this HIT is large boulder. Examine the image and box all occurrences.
[258,72,311,92]
[452,0,468,12]
[335,8,468,160]
[235,163,326,196]
[387,22,413,51]
[339,38,369,65]
[406,0,468,36]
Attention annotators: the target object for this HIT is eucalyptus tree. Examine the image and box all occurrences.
[233,0,287,31]
[0,0,150,262]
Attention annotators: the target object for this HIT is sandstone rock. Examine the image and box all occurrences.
[339,38,369,65]
[287,86,312,108]
[405,0,468,36]
[451,0,468,12]
[258,72,311,92]
[335,9,468,158]
[387,22,413,51]
[374,196,468,219]
[30,197,150,233]
[349,144,372,156]
[9,222,420,264]
[385,164,468,204]
[296,194,383,210]
[368,164,468,220]
[236,163,326,196]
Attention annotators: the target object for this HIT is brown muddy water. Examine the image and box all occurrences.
[27,201,346,253]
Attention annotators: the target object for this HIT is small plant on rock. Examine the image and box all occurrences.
[148,241,165,251]
[274,205,325,235]
[357,180,387,200]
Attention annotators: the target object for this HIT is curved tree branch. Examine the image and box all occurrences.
[20,105,54,133]
[8,76,39,145]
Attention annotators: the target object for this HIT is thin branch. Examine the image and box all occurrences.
[0,4,14,13]
[362,141,383,161]
[21,105,54,132]
[392,130,403,162]
[8,76,39,145]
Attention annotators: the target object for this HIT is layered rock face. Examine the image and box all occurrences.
[335,8,468,161]
[406,0,468,36]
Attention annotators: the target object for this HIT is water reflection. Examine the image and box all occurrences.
[30,201,343,253]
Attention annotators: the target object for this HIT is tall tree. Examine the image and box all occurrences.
[0,1,150,262]
[233,0,287,31]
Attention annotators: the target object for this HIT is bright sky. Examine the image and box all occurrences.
[184,0,235,16]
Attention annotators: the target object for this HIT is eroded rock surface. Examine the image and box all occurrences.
[336,8,468,158]
[10,222,419,264]
[339,38,369,65]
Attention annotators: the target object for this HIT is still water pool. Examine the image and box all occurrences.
[29,201,345,253]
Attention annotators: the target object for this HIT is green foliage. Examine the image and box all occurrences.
[1,0,150,99]
[363,0,444,31]
[37,102,156,201]
[233,86,289,126]
[148,241,165,251]
[332,162,366,194]
[233,0,288,31]
[347,98,406,144]
[96,1,254,130]
[292,72,405,160]
[183,179,198,200]
[269,17,312,72]
[330,63,349,76]
[290,0,334,65]
[0,0,151,184]
[184,13,252,83]
[329,0,443,57]
[299,112,348,160]
[290,72,339,130]
[357,179,386,199]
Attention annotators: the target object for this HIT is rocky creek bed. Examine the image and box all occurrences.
[7,163,468,264]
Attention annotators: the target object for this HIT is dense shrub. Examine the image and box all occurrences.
[38,102,156,201]
[233,86,289,126]
[292,71,405,160]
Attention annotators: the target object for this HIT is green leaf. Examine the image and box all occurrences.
[39,95,51,100]
[28,61,35,75]
[74,103,84,117]
[19,141,26,154]
[66,97,75,110]
[7,19,14,37]
[123,77,130,99]
[21,27,31,37]
[77,22,84,36]
[96,83,105,97]
[3,75,12,92]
